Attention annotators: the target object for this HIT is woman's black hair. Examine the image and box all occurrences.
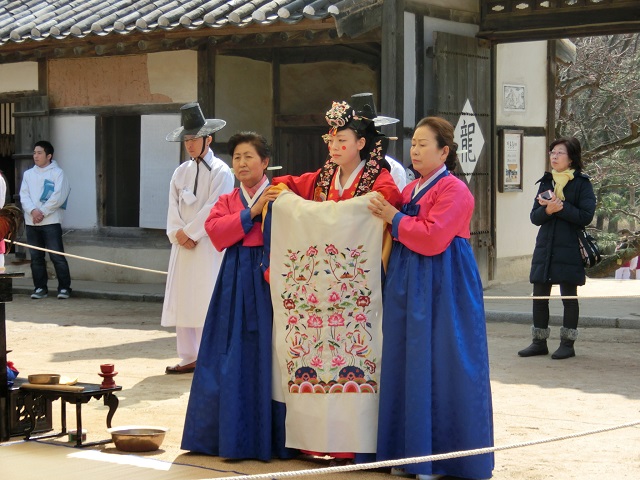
[227,132,271,159]
[415,117,458,171]
[549,137,583,171]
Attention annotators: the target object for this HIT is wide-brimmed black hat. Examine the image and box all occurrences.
[165,102,226,142]
[350,92,399,126]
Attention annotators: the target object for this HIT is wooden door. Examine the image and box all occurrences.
[274,127,327,177]
[13,96,49,204]
[433,32,494,283]
[12,96,49,259]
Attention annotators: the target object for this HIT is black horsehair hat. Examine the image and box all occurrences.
[165,102,226,142]
[350,92,399,127]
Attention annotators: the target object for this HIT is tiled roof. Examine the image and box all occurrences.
[0,0,353,47]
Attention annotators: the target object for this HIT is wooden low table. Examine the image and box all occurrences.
[20,381,122,447]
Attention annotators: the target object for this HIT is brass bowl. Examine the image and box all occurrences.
[28,374,61,385]
[107,426,169,452]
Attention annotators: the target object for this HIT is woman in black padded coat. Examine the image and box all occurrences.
[518,137,596,360]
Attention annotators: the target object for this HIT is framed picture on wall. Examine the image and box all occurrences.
[499,129,524,192]
[503,84,526,111]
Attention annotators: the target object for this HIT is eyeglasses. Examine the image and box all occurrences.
[549,150,568,157]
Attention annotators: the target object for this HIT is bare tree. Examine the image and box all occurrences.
[555,34,640,276]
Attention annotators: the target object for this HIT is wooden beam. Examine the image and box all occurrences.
[275,114,326,128]
[495,125,546,137]
[405,0,479,25]
[37,59,47,95]
[332,0,383,38]
[479,3,640,43]
[50,103,182,116]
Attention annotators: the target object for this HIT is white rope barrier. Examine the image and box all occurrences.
[484,294,640,300]
[211,420,640,480]
[6,238,640,300]
[5,239,168,276]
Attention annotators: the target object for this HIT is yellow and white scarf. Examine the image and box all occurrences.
[551,168,575,200]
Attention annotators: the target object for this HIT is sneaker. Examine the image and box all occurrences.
[31,288,48,299]
[57,289,71,300]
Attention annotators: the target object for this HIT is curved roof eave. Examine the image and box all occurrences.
[0,0,337,48]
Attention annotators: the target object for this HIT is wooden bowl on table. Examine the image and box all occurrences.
[27,374,61,385]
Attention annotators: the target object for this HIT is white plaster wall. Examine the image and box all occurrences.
[495,42,549,275]
[140,114,181,229]
[216,55,272,147]
[496,42,547,126]
[280,62,377,115]
[496,136,547,259]
[50,116,97,229]
[0,62,38,93]
[147,50,197,103]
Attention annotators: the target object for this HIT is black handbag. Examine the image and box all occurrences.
[577,228,602,268]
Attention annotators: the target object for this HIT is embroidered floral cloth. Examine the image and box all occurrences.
[269,191,383,453]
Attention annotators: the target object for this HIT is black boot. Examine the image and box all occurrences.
[551,327,578,359]
[518,327,550,357]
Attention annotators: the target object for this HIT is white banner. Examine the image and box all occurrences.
[269,192,383,453]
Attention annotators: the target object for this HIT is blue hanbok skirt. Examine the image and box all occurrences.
[376,237,494,478]
[181,244,294,460]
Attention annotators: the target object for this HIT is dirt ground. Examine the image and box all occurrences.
[4,294,640,479]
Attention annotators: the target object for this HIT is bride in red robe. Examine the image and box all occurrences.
[272,100,401,208]
[270,100,401,464]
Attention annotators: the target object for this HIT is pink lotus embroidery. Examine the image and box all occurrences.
[328,313,345,327]
[308,314,323,328]
[328,291,341,303]
[308,314,323,339]
[331,355,347,368]
[310,356,324,369]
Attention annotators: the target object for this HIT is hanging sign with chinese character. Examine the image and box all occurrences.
[454,99,485,181]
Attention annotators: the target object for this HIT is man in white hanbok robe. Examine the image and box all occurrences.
[162,102,234,374]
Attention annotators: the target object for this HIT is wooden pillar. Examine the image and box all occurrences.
[271,49,281,174]
[547,40,557,151]
[197,43,216,118]
[381,0,404,163]
[414,15,424,124]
